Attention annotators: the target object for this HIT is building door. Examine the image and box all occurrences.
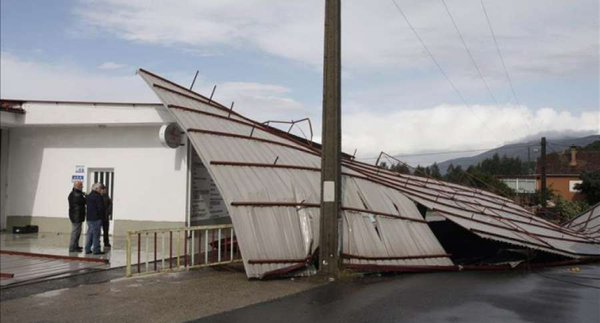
[88,169,115,235]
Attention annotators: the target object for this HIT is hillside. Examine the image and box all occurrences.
[437,134,600,174]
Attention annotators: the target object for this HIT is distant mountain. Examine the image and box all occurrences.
[437,135,600,174]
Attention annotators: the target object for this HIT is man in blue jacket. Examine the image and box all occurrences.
[85,183,106,255]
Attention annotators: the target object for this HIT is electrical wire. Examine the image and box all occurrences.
[390,0,468,105]
[480,0,520,107]
[390,0,504,141]
[441,0,498,105]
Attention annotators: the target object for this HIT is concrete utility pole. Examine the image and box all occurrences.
[319,0,341,279]
[540,137,547,208]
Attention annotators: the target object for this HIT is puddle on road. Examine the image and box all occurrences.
[34,288,70,298]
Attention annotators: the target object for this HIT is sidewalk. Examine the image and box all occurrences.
[1,267,323,323]
[1,232,127,267]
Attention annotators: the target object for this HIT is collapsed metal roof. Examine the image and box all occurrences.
[138,69,600,278]
[564,203,600,239]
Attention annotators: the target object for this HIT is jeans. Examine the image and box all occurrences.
[85,219,102,253]
[69,222,82,250]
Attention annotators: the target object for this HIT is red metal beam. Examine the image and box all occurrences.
[211,161,320,172]
[260,262,309,279]
[466,228,592,257]
[187,128,317,156]
[231,201,320,208]
[0,272,15,279]
[341,206,428,223]
[342,253,450,261]
[344,264,459,273]
[0,250,109,264]
[230,201,429,224]
[248,258,308,264]
[169,104,257,130]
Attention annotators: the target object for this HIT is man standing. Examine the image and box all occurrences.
[68,181,86,252]
[100,185,113,248]
[85,183,106,255]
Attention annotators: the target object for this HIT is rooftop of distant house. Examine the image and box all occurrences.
[537,145,600,175]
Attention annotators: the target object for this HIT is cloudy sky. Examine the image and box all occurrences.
[1,0,598,165]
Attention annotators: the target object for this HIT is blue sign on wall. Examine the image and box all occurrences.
[71,175,84,183]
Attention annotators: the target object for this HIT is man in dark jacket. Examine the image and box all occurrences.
[85,183,106,255]
[100,185,113,248]
[68,181,86,252]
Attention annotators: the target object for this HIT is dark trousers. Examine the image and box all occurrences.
[69,222,82,250]
[102,219,110,245]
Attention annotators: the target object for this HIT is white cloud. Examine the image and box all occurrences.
[0,53,308,122]
[74,0,598,81]
[97,61,126,70]
[0,52,155,102]
[2,52,597,167]
[344,104,600,163]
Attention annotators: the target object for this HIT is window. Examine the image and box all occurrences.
[569,180,582,193]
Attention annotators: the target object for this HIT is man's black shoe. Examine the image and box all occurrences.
[93,251,105,255]
[85,251,93,254]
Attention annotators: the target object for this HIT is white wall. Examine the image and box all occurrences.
[20,102,169,126]
[6,125,187,224]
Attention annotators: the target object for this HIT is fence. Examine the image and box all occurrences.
[125,224,241,277]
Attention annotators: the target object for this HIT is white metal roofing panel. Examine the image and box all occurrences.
[139,69,454,277]
[139,69,599,276]
[341,161,600,257]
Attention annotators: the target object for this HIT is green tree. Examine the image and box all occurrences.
[554,198,589,223]
[581,140,600,151]
[430,163,442,179]
[389,163,411,174]
[575,170,600,205]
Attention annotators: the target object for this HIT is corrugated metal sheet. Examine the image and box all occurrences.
[138,69,599,277]
[138,69,453,278]
[341,161,600,258]
[564,203,600,239]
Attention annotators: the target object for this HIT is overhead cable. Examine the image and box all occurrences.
[390,0,468,105]
[480,0,521,106]
[441,0,498,104]
[390,0,501,139]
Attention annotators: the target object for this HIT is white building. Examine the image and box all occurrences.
[0,99,229,236]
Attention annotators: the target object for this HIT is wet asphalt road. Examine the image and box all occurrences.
[195,264,600,323]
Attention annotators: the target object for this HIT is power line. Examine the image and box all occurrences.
[441,0,498,105]
[390,0,468,105]
[480,0,536,138]
[480,0,520,106]
[390,0,503,140]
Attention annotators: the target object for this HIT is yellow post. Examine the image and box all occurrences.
[176,230,181,268]
[126,232,132,277]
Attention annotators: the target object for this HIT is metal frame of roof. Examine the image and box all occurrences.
[564,203,600,239]
[138,69,600,278]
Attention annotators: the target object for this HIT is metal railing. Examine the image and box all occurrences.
[125,224,241,277]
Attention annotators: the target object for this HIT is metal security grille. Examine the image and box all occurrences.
[93,170,114,199]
